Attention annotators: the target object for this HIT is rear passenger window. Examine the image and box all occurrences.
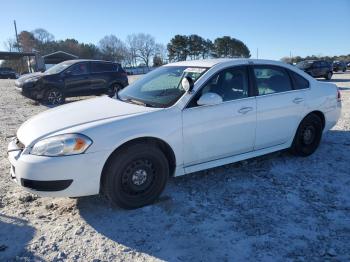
[91,63,114,73]
[289,70,309,89]
[253,66,292,95]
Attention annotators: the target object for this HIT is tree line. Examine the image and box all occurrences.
[2,28,251,71]
[167,35,251,62]
[3,29,167,68]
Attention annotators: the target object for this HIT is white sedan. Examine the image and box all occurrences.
[8,59,341,209]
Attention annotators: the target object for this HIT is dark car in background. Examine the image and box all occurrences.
[333,61,347,72]
[296,60,333,80]
[0,67,17,79]
[15,60,128,105]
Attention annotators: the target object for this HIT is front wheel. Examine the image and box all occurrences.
[290,114,323,157]
[43,88,65,105]
[102,143,169,209]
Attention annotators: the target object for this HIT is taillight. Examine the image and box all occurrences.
[337,89,341,102]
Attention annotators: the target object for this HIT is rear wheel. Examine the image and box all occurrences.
[107,83,122,98]
[325,71,332,80]
[43,88,65,105]
[102,143,169,209]
[290,114,323,157]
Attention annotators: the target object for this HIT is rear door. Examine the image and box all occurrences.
[64,62,91,95]
[252,65,307,150]
[312,61,322,77]
[90,62,114,92]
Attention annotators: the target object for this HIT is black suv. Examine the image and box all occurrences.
[296,60,333,80]
[0,67,17,79]
[333,61,347,72]
[15,60,128,105]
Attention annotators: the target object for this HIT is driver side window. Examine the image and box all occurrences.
[189,66,249,107]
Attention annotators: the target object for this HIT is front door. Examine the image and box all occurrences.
[64,62,91,96]
[182,66,256,166]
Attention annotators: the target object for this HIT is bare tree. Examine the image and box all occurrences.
[99,35,127,63]
[32,28,54,43]
[127,33,157,68]
[3,38,18,51]
[126,34,138,67]
[155,43,168,64]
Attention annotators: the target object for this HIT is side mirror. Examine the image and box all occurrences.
[181,76,194,92]
[197,92,223,106]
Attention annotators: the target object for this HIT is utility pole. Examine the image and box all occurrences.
[256,48,259,59]
[14,20,20,51]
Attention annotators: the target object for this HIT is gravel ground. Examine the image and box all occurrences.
[0,72,349,261]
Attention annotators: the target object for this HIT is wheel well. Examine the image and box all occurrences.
[100,137,176,191]
[110,82,123,88]
[306,111,325,130]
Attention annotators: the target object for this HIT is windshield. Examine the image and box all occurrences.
[118,66,207,108]
[45,60,76,75]
[296,61,314,69]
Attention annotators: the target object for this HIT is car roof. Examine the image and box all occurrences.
[164,58,294,68]
[64,59,118,64]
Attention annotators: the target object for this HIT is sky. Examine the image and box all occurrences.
[0,0,349,60]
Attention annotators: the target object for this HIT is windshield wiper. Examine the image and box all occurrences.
[121,97,157,108]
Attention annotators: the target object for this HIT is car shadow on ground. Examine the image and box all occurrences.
[0,214,42,261]
[77,129,350,261]
[320,78,350,83]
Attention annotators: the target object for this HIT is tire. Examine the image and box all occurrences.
[290,114,323,157]
[43,88,65,105]
[107,83,122,98]
[102,143,169,209]
[325,71,332,80]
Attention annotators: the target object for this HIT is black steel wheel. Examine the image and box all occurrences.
[290,114,323,157]
[102,143,169,209]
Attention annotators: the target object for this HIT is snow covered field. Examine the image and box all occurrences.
[0,72,349,261]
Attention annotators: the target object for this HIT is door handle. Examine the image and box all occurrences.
[293,98,304,104]
[238,107,253,114]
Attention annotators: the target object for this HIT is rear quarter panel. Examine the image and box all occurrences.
[303,79,340,132]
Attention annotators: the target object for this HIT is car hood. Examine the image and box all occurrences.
[17,72,44,83]
[17,96,158,146]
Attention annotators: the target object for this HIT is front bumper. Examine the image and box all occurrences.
[15,81,44,99]
[7,138,108,197]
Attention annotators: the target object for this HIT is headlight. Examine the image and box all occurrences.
[30,134,92,156]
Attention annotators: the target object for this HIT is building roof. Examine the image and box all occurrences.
[43,51,78,64]
[0,51,36,60]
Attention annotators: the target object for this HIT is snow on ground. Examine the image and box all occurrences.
[0,72,349,261]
